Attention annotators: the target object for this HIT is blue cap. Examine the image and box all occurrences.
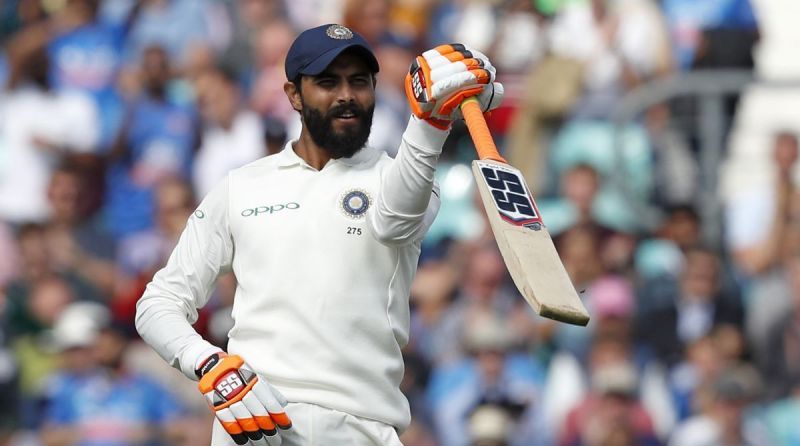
[285,24,380,81]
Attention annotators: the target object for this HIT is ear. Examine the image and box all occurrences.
[284,81,302,112]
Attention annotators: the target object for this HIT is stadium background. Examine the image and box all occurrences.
[0,0,796,445]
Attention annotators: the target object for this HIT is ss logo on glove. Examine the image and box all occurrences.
[216,372,246,399]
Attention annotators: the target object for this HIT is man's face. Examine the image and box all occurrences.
[142,46,170,96]
[296,51,375,158]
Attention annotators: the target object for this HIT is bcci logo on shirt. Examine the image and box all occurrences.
[341,189,371,219]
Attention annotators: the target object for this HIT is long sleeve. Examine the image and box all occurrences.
[135,177,234,380]
[370,116,448,245]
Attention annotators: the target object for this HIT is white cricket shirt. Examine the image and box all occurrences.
[136,117,446,431]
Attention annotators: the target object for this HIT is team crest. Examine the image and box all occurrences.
[326,25,353,40]
[341,189,371,219]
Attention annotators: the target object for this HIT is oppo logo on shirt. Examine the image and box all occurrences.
[240,202,300,217]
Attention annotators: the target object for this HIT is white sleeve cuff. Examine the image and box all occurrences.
[402,116,451,156]
[180,342,224,380]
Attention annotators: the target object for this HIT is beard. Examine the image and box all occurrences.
[301,100,374,159]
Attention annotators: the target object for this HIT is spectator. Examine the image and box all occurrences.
[636,204,702,312]
[40,301,189,446]
[408,260,458,365]
[43,163,117,296]
[546,163,617,238]
[8,276,74,430]
[645,103,699,208]
[635,245,744,367]
[105,44,198,238]
[761,253,800,399]
[0,42,99,224]
[662,0,758,70]
[493,0,550,74]
[123,0,221,67]
[434,243,536,365]
[114,177,196,329]
[726,132,800,360]
[429,314,544,446]
[5,225,103,341]
[557,337,661,446]
[250,19,298,130]
[761,372,800,444]
[193,65,265,198]
[667,330,743,423]
[369,35,413,156]
[47,0,142,147]
[669,364,765,446]
[727,132,798,276]
[548,0,672,118]
[343,0,393,48]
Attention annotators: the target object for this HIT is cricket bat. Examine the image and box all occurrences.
[460,97,590,326]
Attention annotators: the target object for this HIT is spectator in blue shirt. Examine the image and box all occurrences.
[47,0,144,148]
[40,302,187,446]
[105,44,197,238]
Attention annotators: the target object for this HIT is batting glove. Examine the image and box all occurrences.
[197,353,292,445]
[405,43,504,130]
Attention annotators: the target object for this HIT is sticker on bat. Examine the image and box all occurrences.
[477,161,544,229]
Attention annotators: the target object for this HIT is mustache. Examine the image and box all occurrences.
[327,102,365,119]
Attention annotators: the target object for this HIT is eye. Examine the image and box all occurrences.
[351,76,371,87]
[317,78,337,88]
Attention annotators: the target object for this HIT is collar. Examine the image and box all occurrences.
[275,140,306,168]
[275,140,379,169]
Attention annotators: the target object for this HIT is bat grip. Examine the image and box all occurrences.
[461,97,506,163]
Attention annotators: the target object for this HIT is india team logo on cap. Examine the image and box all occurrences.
[341,189,371,219]
[326,24,354,40]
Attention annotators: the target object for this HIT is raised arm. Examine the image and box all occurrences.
[370,44,504,245]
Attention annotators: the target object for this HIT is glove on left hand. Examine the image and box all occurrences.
[405,43,504,129]
[197,353,292,446]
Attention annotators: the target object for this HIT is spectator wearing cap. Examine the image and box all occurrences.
[428,314,544,446]
[468,404,514,446]
[40,302,190,446]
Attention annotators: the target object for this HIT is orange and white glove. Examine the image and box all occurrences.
[405,43,504,130]
[197,353,292,445]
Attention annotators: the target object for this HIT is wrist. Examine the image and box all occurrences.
[180,342,223,381]
[405,115,451,155]
[423,117,452,131]
[195,351,227,379]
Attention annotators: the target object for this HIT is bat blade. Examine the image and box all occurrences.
[472,159,590,326]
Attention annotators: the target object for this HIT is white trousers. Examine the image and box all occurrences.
[210,402,403,446]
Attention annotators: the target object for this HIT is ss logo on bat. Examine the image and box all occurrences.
[479,163,543,229]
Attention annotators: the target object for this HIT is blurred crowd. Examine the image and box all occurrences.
[1,0,795,445]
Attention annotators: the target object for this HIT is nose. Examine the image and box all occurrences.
[335,83,355,104]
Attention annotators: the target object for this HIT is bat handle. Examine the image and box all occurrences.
[460,96,507,163]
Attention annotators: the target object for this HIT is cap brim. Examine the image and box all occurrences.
[299,44,379,77]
